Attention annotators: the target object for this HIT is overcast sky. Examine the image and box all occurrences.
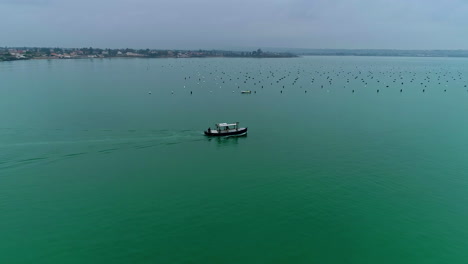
[1,0,468,50]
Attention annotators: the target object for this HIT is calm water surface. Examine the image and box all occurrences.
[1,56,468,263]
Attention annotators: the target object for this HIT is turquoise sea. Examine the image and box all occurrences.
[2,56,468,263]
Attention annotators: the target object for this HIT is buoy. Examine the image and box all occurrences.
[148,91,152,94]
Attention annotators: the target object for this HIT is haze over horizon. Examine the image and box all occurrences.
[2,0,468,50]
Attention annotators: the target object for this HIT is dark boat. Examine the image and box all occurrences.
[204,122,248,137]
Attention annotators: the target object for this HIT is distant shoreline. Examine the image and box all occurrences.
[0,48,297,62]
[5,47,468,62]
[1,57,302,63]
[295,49,468,58]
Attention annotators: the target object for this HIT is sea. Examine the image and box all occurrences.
[1,56,468,263]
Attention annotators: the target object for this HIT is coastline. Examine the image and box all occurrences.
[0,48,297,62]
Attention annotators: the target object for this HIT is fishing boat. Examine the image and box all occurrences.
[241,90,252,94]
[204,122,248,137]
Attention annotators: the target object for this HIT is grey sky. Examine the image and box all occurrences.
[1,0,467,50]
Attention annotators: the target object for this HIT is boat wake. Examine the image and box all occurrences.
[0,129,205,171]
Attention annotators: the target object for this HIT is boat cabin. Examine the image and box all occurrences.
[216,122,238,131]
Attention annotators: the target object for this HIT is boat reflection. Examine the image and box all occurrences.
[207,133,247,146]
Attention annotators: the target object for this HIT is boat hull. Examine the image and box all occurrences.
[204,127,248,137]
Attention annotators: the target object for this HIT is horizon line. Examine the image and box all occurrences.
[3,46,468,52]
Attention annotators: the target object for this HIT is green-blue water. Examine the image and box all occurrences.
[2,56,468,263]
